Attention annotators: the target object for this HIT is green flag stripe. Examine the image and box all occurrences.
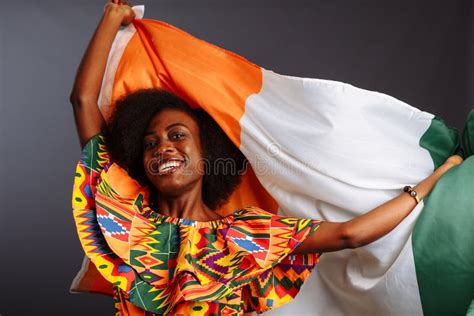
[414,111,474,315]
[419,116,459,169]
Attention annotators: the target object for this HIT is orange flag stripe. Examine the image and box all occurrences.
[113,19,260,147]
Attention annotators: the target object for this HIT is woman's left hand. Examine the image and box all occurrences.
[436,154,464,176]
[444,154,464,167]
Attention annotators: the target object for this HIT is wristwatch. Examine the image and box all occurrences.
[403,186,420,204]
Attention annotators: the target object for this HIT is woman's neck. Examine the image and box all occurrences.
[152,188,221,222]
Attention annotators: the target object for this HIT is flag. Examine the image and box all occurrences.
[71,6,474,315]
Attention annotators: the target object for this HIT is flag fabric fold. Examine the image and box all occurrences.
[71,7,473,315]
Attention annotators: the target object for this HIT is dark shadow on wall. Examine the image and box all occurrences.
[468,0,474,109]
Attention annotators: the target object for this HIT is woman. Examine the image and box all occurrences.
[70,1,463,315]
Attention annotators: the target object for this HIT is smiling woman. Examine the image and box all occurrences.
[72,91,322,314]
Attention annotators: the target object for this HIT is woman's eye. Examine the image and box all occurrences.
[144,141,157,150]
[171,132,185,140]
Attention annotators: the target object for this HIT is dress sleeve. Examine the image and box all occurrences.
[226,207,322,313]
[72,134,138,292]
[72,133,161,304]
[72,133,115,257]
[72,134,110,211]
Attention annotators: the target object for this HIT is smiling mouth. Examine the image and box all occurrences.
[156,158,185,176]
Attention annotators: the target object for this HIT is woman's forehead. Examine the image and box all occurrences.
[146,109,199,133]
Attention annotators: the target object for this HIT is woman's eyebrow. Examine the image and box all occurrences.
[144,123,189,137]
[166,122,189,130]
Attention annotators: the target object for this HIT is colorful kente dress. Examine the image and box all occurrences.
[72,134,322,315]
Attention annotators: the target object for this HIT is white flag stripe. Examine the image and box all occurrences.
[240,69,431,315]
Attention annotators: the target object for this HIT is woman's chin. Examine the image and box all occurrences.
[152,176,201,197]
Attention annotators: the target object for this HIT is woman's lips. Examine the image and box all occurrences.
[156,158,185,176]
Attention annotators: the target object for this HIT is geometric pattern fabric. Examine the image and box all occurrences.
[72,134,321,315]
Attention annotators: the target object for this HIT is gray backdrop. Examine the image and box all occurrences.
[1,0,472,315]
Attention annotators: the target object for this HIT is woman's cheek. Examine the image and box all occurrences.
[195,158,206,176]
[143,156,156,176]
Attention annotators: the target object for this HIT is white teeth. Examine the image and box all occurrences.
[158,160,183,172]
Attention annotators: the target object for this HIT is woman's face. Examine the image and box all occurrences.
[142,109,205,196]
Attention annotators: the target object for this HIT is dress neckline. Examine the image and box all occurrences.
[143,207,245,227]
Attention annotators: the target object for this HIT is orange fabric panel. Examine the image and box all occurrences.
[74,260,113,296]
[217,165,278,216]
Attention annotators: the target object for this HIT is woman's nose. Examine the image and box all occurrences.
[153,143,176,157]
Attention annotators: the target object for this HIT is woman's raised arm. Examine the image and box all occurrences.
[69,1,135,148]
[294,155,464,254]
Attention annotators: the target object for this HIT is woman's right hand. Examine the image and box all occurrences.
[104,0,135,26]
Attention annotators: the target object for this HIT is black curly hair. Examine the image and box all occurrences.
[104,89,247,210]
